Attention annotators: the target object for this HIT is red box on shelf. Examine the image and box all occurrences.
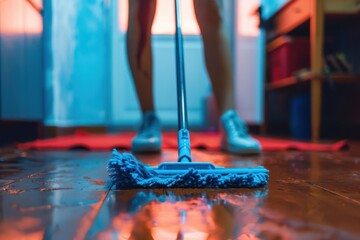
[269,37,310,82]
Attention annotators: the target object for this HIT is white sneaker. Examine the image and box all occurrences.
[131,111,162,153]
[220,110,261,155]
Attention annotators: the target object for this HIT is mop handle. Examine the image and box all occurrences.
[175,0,187,130]
[175,0,192,162]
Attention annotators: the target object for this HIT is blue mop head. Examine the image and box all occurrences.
[107,149,269,189]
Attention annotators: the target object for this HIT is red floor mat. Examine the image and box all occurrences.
[17,132,348,152]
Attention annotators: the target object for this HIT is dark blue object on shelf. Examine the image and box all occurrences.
[290,94,311,140]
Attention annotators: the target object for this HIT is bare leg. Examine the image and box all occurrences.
[193,0,234,115]
[127,0,157,113]
[194,1,261,154]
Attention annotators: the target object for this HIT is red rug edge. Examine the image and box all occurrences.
[16,132,349,152]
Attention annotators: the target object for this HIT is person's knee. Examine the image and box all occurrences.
[128,0,156,18]
[194,0,223,31]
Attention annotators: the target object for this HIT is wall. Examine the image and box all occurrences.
[0,0,43,121]
[44,0,111,127]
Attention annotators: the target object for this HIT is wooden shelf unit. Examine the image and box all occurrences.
[266,74,360,91]
[261,0,360,141]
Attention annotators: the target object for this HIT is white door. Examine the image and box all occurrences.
[234,0,264,124]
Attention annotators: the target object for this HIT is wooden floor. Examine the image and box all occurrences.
[0,144,359,239]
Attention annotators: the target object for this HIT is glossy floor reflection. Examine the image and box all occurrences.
[0,146,360,239]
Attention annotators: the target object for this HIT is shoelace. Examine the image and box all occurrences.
[227,115,249,137]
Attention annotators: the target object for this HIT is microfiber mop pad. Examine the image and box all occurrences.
[108,149,269,189]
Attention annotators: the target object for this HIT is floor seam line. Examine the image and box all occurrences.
[81,183,114,239]
[310,183,360,205]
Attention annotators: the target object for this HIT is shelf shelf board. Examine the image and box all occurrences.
[265,74,360,91]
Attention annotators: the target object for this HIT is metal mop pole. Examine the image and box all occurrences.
[175,0,192,162]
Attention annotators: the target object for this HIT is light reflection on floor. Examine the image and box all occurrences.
[93,189,267,239]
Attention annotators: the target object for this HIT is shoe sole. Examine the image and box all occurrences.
[221,142,261,155]
[131,142,161,153]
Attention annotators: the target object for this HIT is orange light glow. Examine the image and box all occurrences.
[24,0,43,34]
[0,0,42,35]
[0,217,44,240]
[118,0,128,33]
[237,0,259,36]
[118,0,200,35]
[29,0,43,9]
[108,200,211,239]
[93,188,267,239]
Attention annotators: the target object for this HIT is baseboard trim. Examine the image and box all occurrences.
[0,120,43,146]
